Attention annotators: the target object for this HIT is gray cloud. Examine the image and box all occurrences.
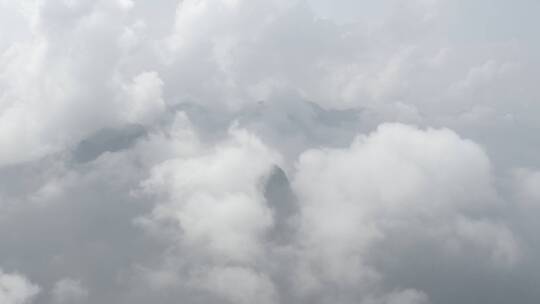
[1,0,539,303]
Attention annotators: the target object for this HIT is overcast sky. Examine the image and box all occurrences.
[1,0,540,303]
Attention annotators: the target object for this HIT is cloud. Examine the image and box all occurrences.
[0,0,165,166]
[51,278,88,304]
[190,266,277,304]
[292,124,518,296]
[512,169,540,206]
[138,122,281,263]
[1,0,540,303]
[0,269,40,304]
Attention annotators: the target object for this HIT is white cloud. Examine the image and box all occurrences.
[0,269,40,304]
[139,124,281,263]
[0,0,163,166]
[292,123,517,285]
[119,71,165,125]
[0,0,539,303]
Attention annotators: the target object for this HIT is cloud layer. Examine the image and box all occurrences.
[1,0,540,303]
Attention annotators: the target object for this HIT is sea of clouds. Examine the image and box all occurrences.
[1,0,540,303]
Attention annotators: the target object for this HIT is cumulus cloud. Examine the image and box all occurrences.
[139,125,281,263]
[0,269,40,304]
[0,0,165,166]
[290,124,519,301]
[1,0,540,303]
[130,118,283,302]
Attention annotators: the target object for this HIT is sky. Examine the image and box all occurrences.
[0,0,539,303]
